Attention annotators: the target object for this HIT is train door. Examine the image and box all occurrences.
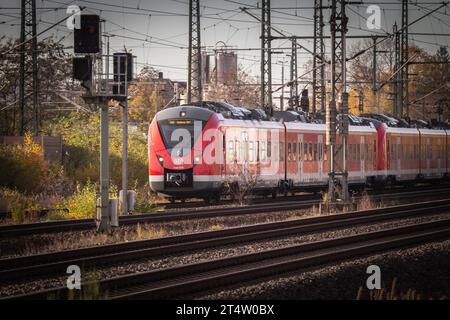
[360,136,365,180]
[318,135,323,182]
[298,134,303,183]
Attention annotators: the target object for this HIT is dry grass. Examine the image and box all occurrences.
[208,224,225,231]
[0,189,420,257]
[356,278,427,300]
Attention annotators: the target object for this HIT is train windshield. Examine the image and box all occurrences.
[158,119,203,151]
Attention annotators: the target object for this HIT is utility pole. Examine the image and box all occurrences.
[327,0,349,204]
[313,0,325,115]
[400,0,409,118]
[187,0,202,103]
[290,38,299,110]
[19,0,38,136]
[261,0,273,115]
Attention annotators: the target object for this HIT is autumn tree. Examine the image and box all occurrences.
[0,37,78,135]
[126,66,165,128]
[204,69,260,109]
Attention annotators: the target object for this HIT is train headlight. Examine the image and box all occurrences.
[157,156,164,166]
[194,155,201,164]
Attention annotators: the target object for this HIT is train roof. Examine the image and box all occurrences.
[385,126,448,136]
[165,103,449,131]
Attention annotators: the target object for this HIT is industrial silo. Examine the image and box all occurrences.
[201,52,210,85]
[215,51,237,85]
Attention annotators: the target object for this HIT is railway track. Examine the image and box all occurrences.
[1,199,450,299]
[1,186,450,238]
[4,216,449,300]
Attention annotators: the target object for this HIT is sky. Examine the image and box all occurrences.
[1,0,449,104]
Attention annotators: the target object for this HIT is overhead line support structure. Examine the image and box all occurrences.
[313,0,326,115]
[327,0,349,204]
[187,0,202,103]
[19,0,39,135]
[260,0,273,115]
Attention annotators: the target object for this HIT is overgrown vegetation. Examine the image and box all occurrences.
[0,112,152,223]
[63,182,97,219]
[0,134,55,194]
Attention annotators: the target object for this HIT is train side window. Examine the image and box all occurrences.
[357,144,360,161]
[308,142,312,161]
[313,143,317,161]
[236,141,240,161]
[287,142,292,161]
[228,140,234,162]
[292,142,297,161]
[280,142,284,161]
[256,141,260,162]
[249,141,254,162]
[267,141,271,159]
[304,142,308,161]
[318,142,322,161]
[299,142,302,161]
[260,141,266,162]
[323,144,328,161]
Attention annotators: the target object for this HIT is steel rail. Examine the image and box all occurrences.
[1,187,450,238]
[1,199,450,291]
[5,218,449,300]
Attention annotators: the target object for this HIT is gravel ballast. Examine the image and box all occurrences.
[190,240,450,300]
[1,212,449,298]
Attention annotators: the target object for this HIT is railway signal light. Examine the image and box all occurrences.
[73,56,92,90]
[73,56,92,81]
[74,15,100,54]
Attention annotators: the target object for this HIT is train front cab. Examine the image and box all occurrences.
[148,106,223,199]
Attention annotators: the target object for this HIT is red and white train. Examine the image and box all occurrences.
[148,104,450,200]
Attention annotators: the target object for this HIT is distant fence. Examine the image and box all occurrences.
[0,136,63,163]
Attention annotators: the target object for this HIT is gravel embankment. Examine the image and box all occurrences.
[1,212,449,298]
[190,240,450,300]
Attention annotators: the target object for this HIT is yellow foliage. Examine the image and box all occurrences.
[64,181,97,219]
